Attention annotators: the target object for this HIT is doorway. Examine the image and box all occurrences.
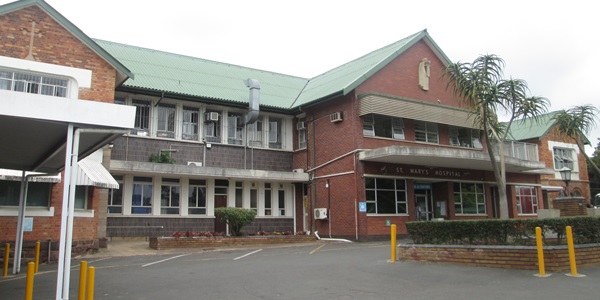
[414,189,433,221]
[214,195,227,233]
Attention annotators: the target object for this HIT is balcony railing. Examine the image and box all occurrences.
[492,141,539,161]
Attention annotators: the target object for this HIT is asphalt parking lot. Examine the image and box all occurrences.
[2,240,600,299]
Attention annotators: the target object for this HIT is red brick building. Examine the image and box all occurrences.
[1,0,558,255]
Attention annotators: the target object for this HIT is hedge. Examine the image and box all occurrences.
[406,217,600,245]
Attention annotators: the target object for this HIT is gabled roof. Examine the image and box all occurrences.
[508,111,591,145]
[508,112,559,141]
[96,29,449,111]
[0,0,133,82]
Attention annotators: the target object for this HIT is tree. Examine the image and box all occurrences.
[214,207,256,236]
[552,105,600,177]
[444,54,549,219]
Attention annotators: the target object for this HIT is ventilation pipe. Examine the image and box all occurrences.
[244,79,260,124]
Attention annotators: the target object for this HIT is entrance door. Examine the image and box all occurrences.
[415,193,433,221]
[214,195,228,233]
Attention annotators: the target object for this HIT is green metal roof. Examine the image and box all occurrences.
[96,30,444,111]
[95,40,308,109]
[507,112,558,141]
[0,0,133,81]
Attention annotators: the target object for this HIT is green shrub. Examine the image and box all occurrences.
[406,216,600,245]
[214,207,256,236]
[149,151,176,164]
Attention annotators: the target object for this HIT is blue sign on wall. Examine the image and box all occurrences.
[23,217,33,232]
[359,202,367,212]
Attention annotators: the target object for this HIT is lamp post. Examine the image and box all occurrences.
[559,167,572,197]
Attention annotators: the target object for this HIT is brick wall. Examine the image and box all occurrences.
[399,243,600,272]
[150,235,316,250]
[553,198,587,216]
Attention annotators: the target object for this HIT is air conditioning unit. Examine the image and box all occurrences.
[205,112,219,122]
[187,161,203,167]
[314,208,328,220]
[330,112,343,123]
[296,121,306,130]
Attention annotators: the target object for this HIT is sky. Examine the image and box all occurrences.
[3,0,599,155]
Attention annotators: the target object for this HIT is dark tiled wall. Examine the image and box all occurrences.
[111,136,293,172]
[242,218,294,234]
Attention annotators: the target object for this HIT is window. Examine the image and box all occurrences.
[247,118,263,147]
[250,183,258,212]
[132,100,151,135]
[160,178,180,214]
[278,188,286,216]
[182,107,199,141]
[414,121,439,143]
[204,110,221,143]
[74,186,89,210]
[362,114,405,139]
[453,183,485,214]
[214,179,229,195]
[0,70,67,97]
[188,179,206,215]
[235,181,243,208]
[365,178,407,214]
[108,176,123,214]
[554,148,574,170]
[516,186,538,215]
[132,177,152,214]
[0,180,50,207]
[227,112,244,145]
[264,183,272,215]
[449,126,482,148]
[269,117,282,149]
[157,104,176,138]
[297,118,307,149]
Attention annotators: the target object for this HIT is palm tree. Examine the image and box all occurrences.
[444,54,549,219]
[553,105,600,177]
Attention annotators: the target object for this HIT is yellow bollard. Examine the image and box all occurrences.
[79,261,88,300]
[565,226,585,277]
[534,227,550,277]
[86,266,95,300]
[25,262,35,300]
[390,224,397,262]
[3,243,9,277]
[34,241,40,273]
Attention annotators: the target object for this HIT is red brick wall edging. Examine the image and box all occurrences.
[398,243,600,271]
[150,235,316,250]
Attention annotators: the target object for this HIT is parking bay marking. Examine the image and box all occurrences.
[142,254,189,267]
[233,249,262,260]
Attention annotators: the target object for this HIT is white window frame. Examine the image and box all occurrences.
[453,182,486,215]
[516,186,539,215]
[188,179,207,215]
[247,118,264,147]
[414,120,439,144]
[227,112,244,145]
[0,69,68,98]
[131,177,153,215]
[157,104,176,138]
[182,107,200,141]
[160,179,180,215]
[204,109,222,143]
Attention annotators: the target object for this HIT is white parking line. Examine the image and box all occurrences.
[233,249,262,260]
[142,254,188,267]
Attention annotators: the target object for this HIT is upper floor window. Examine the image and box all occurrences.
[414,120,438,143]
[182,107,199,141]
[269,117,283,149]
[554,147,574,170]
[227,112,244,145]
[363,114,405,139]
[248,118,263,147]
[0,70,67,97]
[204,110,222,143]
[132,99,151,136]
[449,126,482,149]
[157,104,176,138]
[297,118,307,149]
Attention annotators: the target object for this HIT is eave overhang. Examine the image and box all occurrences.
[358,145,553,174]
[110,160,310,182]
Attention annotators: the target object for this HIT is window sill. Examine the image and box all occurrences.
[0,206,55,217]
[74,209,94,218]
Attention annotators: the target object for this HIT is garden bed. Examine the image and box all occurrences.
[150,235,316,250]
